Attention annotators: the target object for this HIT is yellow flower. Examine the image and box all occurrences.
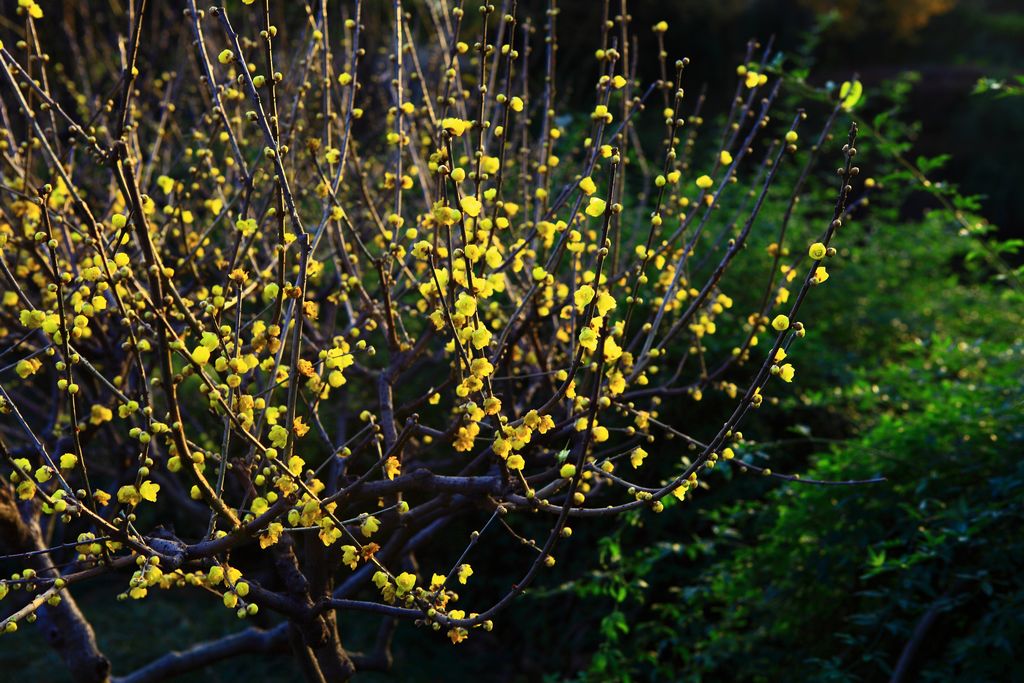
[494,438,512,458]
[785,130,799,144]
[578,327,598,352]
[341,545,359,570]
[17,480,36,500]
[139,480,160,503]
[269,425,289,448]
[719,150,733,165]
[481,156,500,174]
[510,96,524,112]
[319,522,342,547]
[630,447,648,469]
[814,266,829,284]
[208,566,225,585]
[696,175,713,190]
[603,336,623,362]
[771,314,790,332]
[432,201,461,226]
[608,371,626,395]
[808,242,827,260]
[460,195,482,217]
[483,396,502,415]
[90,405,113,425]
[360,516,380,538]
[579,176,597,195]
[506,454,525,470]
[595,292,616,316]
[60,453,78,470]
[457,563,474,584]
[779,363,795,383]
[585,197,607,217]
[559,463,577,479]
[20,309,44,329]
[395,572,417,596]
[117,485,141,506]
[217,49,234,65]
[455,292,477,317]
[471,326,492,349]
[191,346,211,365]
[412,240,432,260]
[228,568,245,587]
[574,285,595,311]
[21,1,42,19]
[15,358,41,379]
[384,456,401,481]
[441,117,471,137]
[259,522,283,549]
[470,357,493,378]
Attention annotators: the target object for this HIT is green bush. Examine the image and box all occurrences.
[566,75,1024,683]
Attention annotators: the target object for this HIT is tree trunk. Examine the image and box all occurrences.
[0,487,110,683]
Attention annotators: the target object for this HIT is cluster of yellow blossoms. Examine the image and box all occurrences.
[0,0,863,659]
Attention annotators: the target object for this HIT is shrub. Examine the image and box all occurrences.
[572,336,1023,682]
[0,2,868,680]
[561,72,1024,682]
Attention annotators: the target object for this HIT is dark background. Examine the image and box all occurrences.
[1,0,1020,235]
[520,0,1024,241]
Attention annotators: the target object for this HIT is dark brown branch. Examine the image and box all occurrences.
[112,624,288,683]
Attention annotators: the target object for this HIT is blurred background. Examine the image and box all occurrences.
[529,0,1024,243]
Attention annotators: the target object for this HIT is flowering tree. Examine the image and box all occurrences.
[0,1,872,680]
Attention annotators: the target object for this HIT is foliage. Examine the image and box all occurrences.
[973,75,1024,98]
[567,72,1024,683]
[576,336,1023,682]
[797,0,958,39]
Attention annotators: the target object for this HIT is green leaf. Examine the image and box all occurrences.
[840,79,863,109]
